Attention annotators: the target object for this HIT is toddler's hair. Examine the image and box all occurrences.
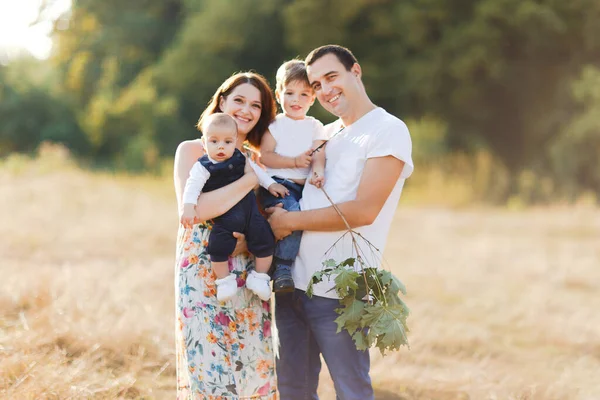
[276,59,310,93]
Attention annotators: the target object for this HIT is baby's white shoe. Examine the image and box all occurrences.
[246,270,272,301]
[215,273,238,302]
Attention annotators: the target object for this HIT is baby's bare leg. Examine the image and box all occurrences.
[212,261,230,279]
[255,255,273,274]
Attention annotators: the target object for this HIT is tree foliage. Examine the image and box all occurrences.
[1,0,599,199]
[307,262,410,356]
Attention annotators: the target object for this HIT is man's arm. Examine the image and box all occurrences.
[268,155,405,238]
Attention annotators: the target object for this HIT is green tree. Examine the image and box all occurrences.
[153,0,286,149]
[0,58,87,155]
[283,0,600,177]
[550,66,600,198]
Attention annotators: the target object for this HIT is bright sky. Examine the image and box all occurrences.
[0,0,71,63]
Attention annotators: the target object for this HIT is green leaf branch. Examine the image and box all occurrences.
[306,186,410,355]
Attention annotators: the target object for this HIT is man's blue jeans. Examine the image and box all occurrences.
[275,289,374,400]
[258,177,304,266]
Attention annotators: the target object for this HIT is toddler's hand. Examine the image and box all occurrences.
[268,183,289,198]
[294,150,312,168]
[310,170,325,188]
[180,204,198,228]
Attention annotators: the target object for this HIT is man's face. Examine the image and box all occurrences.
[307,53,361,118]
[203,125,237,162]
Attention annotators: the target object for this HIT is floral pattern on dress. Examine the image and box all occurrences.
[175,221,278,400]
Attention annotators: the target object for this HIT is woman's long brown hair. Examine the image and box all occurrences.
[197,72,277,148]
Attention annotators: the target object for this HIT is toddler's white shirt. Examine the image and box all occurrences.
[266,114,328,180]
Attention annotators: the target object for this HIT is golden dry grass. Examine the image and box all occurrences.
[1,150,599,399]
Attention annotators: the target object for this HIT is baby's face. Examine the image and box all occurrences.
[204,126,237,162]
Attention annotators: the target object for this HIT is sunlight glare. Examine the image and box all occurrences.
[0,0,71,62]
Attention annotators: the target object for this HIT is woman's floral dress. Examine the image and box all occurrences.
[175,220,278,399]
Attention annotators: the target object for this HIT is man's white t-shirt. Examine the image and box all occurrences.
[266,114,328,180]
[295,107,414,299]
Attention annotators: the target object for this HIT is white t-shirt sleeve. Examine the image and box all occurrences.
[182,162,210,205]
[249,160,276,189]
[311,119,329,141]
[367,120,414,179]
[268,119,281,143]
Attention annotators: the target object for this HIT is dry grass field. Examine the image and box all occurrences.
[1,151,599,399]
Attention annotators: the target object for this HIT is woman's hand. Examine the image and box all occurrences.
[244,158,259,185]
[231,232,249,257]
[180,204,198,228]
[244,158,254,174]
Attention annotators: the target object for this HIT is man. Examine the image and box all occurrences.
[267,45,414,400]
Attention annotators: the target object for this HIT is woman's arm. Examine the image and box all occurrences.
[174,140,258,221]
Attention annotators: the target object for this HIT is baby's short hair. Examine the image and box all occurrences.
[276,59,310,93]
[200,113,238,136]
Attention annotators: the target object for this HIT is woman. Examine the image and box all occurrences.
[173,72,278,399]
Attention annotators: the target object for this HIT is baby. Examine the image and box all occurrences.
[180,113,275,302]
[259,59,329,293]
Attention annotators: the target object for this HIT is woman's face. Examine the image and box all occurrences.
[219,83,263,136]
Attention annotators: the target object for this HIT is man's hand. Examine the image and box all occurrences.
[266,204,292,240]
[294,150,312,168]
[231,232,249,257]
[268,182,289,198]
[309,170,325,188]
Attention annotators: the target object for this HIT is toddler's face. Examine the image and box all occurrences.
[203,126,237,162]
[277,80,315,120]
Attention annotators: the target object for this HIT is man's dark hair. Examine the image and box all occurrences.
[305,45,358,71]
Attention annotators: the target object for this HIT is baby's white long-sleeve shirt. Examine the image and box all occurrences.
[182,158,275,205]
